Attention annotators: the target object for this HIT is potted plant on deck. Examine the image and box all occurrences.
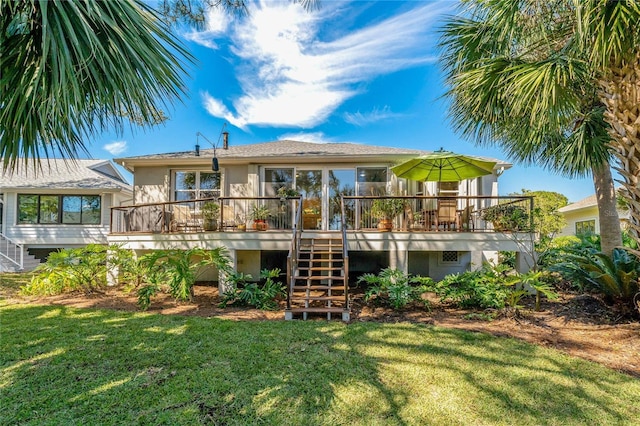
[201,201,220,231]
[371,198,406,231]
[250,204,271,231]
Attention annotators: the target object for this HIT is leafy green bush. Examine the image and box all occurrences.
[519,271,559,311]
[127,247,231,310]
[549,247,640,306]
[358,268,431,310]
[433,264,515,309]
[219,268,285,310]
[21,244,111,295]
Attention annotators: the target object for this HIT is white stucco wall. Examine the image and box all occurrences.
[133,166,171,204]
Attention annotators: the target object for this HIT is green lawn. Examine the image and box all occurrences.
[1,304,639,425]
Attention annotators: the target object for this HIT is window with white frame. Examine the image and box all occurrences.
[263,168,294,196]
[173,171,221,201]
[438,181,459,195]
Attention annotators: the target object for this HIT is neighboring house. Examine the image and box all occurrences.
[0,159,133,272]
[558,193,630,237]
[109,140,534,319]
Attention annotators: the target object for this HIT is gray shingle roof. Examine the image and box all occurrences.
[558,194,598,212]
[116,139,509,166]
[118,140,427,160]
[0,159,132,192]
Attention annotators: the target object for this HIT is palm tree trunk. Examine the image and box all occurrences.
[599,52,640,250]
[592,163,622,256]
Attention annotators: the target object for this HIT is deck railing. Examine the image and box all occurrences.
[110,197,301,234]
[0,232,24,270]
[286,196,303,311]
[110,195,534,234]
[341,195,534,232]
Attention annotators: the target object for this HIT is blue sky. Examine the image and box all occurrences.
[96,0,598,203]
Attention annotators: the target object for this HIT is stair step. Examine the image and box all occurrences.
[292,285,345,290]
[297,266,342,271]
[291,295,345,301]
[301,244,343,248]
[288,307,346,314]
[293,276,345,282]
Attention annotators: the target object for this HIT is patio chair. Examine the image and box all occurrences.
[432,198,458,231]
[221,204,237,230]
[170,205,201,232]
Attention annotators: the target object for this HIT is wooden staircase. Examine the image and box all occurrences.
[285,237,350,321]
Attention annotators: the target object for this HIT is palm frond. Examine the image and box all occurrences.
[0,0,194,171]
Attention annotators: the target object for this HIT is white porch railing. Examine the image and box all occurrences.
[0,233,24,270]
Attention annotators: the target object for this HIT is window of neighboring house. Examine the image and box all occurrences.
[17,194,101,224]
[263,168,294,196]
[575,219,596,235]
[357,167,388,196]
[173,171,221,201]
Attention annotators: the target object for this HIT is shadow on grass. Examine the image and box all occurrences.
[1,304,639,425]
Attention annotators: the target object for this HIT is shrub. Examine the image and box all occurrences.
[219,268,285,310]
[519,270,559,311]
[358,268,431,310]
[434,265,515,309]
[116,247,232,310]
[549,247,640,306]
[21,244,111,295]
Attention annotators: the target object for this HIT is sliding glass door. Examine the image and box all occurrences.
[328,169,355,230]
[296,170,322,230]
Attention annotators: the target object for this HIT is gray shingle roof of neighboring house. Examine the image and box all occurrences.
[559,192,630,219]
[116,139,510,168]
[0,159,132,192]
[558,194,598,212]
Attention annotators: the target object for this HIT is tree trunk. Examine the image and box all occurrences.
[599,52,640,251]
[592,163,622,256]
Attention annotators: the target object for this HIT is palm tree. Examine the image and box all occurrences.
[158,0,320,27]
[0,0,194,172]
[439,0,639,255]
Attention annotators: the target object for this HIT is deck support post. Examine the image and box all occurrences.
[106,246,119,287]
[515,251,534,274]
[218,249,237,295]
[389,249,409,274]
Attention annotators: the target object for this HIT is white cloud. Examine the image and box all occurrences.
[103,141,127,155]
[343,106,404,126]
[278,131,330,143]
[199,1,451,128]
[183,31,219,49]
[182,5,231,49]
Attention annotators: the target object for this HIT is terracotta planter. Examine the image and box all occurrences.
[253,220,268,231]
[377,219,393,232]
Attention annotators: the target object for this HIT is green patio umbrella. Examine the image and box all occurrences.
[391,149,497,182]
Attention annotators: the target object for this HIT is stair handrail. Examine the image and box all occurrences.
[0,232,24,270]
[340,196,349,310]
[286,195,303,311]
